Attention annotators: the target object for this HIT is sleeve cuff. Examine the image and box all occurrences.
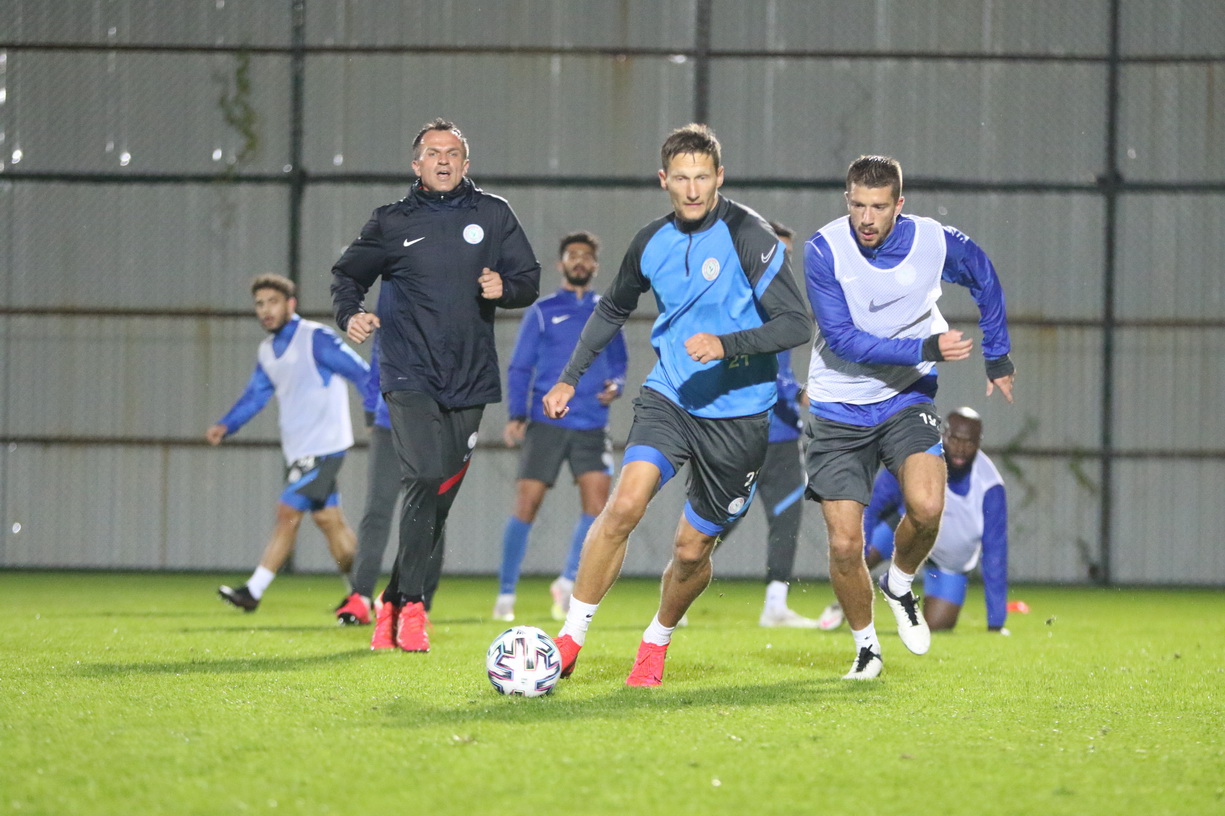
[985,354,1015,380]
[921,334,945,362]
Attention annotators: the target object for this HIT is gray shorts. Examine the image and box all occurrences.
[517,421,613,486]
[624,387,770,535]
[803,402,943,505]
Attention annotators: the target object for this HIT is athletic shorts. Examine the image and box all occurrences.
[280,452,345,512]
[622,387,770,536]
[923,564,969,606]
[803,402,943,506]
[517,422,613,485]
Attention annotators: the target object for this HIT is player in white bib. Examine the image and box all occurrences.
[802,156,1016,679]
[819,407,1010,634]
[207,274,371,613]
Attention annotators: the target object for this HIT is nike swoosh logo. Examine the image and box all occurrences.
[551,315,571,324]
[403,237,425,247]
[889,309,932,338]
[761,243,777,265]
[868,296,904,312]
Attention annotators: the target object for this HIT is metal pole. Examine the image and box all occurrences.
[287,0,307,287]
[1099,0,1121,586]
[693,0,712,123]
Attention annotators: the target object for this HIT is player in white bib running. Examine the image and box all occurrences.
[818,407,1011,635]
[208,274,371,613]
[802,156,1016,679]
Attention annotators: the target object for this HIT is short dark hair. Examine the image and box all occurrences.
[847,155,903,199]
[768,220,794,240]
[412,118,470,161]
[661,123,721,171]
[559,230,600,258]
[251,274,295,299]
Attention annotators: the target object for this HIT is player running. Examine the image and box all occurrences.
[802,155,1015,679]
[543,124,812,687]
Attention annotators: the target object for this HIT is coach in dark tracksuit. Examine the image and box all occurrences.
[331,118,540,653]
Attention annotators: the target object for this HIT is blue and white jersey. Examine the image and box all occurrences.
[505,288,628,431]
[865,451,1009,628]
[559,196,812,420]
[804,214,1012,426]
[218,316,371,464]
[808,214,947,404]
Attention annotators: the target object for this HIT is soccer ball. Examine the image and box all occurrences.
[485,625,562,697]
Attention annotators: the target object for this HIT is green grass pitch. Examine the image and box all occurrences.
[2,571,1222,815]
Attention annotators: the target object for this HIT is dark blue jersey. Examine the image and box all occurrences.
[506,288,628,430]
[331,178,540,409]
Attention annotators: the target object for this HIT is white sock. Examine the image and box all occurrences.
[852,623,880,654]
[642,613,676,647]
[561,598,599,646]
[764,580,789,611]
[247,566,275,599]
[886,563,916,597]
[495,593,515,607]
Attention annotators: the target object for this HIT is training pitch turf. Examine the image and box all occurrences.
[2,571,1222,815]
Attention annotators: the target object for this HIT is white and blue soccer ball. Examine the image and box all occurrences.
[485,625,562,697]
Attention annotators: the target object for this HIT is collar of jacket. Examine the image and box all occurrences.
[407,177,481,209]
[673,195,728,235]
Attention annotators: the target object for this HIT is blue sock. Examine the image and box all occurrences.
[563,513,596,581]
[498,517,533,594]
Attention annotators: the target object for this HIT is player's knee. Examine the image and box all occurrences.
[275,504,305,527]
[906,495,944,531]
[311,507,342,530]
[602,495,647,537]
[828,534,865,567]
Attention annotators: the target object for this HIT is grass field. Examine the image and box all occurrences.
[2,571,1222,815]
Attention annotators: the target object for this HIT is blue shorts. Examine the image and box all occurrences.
[279,452,345,512]
[922,564,968,606]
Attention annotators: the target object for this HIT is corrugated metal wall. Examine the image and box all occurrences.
[2,0,1222,586]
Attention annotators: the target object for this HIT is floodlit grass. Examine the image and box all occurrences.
[2,571,1222,815]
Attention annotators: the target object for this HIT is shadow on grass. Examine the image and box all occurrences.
[73,648,374,678]
[182,625,351,634]
[384,675,878,728]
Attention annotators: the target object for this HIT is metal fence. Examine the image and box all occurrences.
[2,0,1223,584]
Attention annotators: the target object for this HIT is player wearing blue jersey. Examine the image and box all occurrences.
[208,274,371,613]
[803,156,1015,679]
[493,231,628,623]
[543,125,812,687]
[718,222,820,628]
[819,407,1010,633]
